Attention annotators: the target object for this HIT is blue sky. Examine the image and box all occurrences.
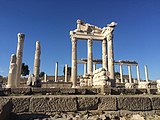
[0,0,160,80]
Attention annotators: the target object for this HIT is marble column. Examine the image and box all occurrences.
[84,63,87,76]
[144,65,149,82]
[104,22,117,80]
[33,41,41,87]
[15,33,25,87]
[55,62,58,82]
[71,37,77,87]
[102,39,107,70]
[87,39,93,75]
[136,65,141,83]
[44,74,47,82]
[128,65,132,83]
[34,41,41,78]
[93,63,96,71]
[65,64,68,82]
[119,64,123,83]
[7,54,17,88]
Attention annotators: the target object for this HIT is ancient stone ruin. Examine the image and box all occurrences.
[1,20,160,120]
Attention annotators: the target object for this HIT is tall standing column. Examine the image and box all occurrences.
[65,64,68,82]
[33,41,41,87]
[105,22,117,80]
[71,37,77,87]
[87,39,93,74]
[119,64,123,83]
[136,65,141,83]
[55,62,58,82]
[144,65,149,82]
[128,65,132,83]
[15,33,25,87]
[84,63,87,76]
[102,39,107,70]
[7,54,17,88]
[34,41,41,78]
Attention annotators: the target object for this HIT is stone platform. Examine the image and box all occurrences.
[1,95,160,120]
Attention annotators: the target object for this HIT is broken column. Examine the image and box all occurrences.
[33,41,41,87]
[83,62,87,76]
[15,33,25,87]
[55,62,58,82]
[104,22,117,80]
[6,54,17,88]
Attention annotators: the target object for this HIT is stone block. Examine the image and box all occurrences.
[149,89,157,94]
[125,89,136,94]
[152,97,160,110]
[136,89,147,94]
[60,88,76,94]
[11,88,31,95]
[30,96,77,112]
[111,88,125,95]
[86,88,99,94]
[32,88,60,95]
[98,96,117,110]
[0,88,11,96]
[0,98,12,120]
[77,97,99,110]
[76,88,86,94]
[118,97,152,111]
[12,97,31,113]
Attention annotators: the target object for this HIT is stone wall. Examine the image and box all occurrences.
[1,95,160,120]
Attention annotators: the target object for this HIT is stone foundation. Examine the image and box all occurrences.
[1,95,160,120]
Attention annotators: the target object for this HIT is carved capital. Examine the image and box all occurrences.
[88,39,92,47]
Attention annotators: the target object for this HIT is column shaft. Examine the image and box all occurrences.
[107,38,115,80]
[15,33,25,87]
[119,64,123,83]
[144,65,149,82]
[87,39,93,74]
[55,62,58,82]
[102,39,107,70]
[93,63,96,71]
[128,65,132,83]
[65,64,68,82]
[84,63,87,76]
[136,65,141,83]
[71,38,77,87]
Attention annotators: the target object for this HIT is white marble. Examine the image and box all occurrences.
[15,33,25,87]
[6,54,17,88]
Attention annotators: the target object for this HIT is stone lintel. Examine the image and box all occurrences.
[70,31,104,41]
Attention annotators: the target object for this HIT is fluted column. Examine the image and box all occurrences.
[71,37,77,87]
[84,63,87,76]
[65,64,68,82]
[136,65,141,83]
[144,65,149,82]
[128,65,132,83]
[15,33,25,87]
[55,62,58,82]
[87,39,93,75]
[119,64,123,83]
[102,39,107,70]
[7,54,17,88]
